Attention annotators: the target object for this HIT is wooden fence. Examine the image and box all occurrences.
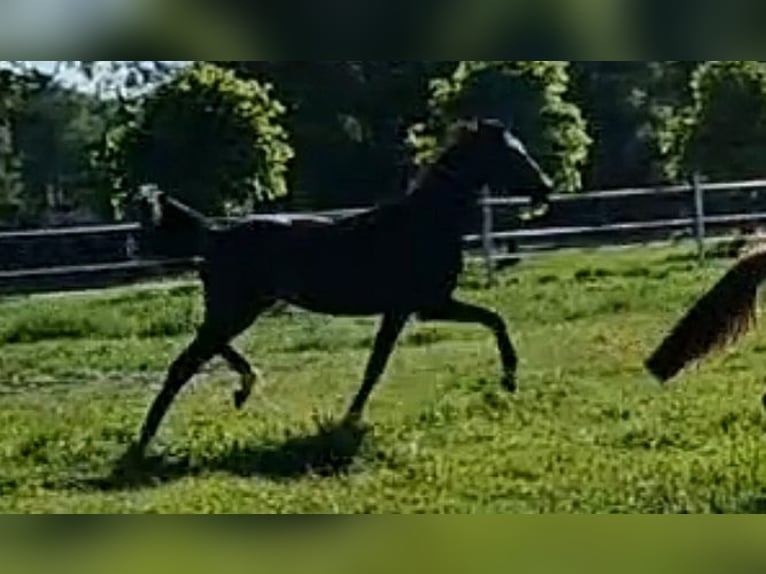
[470,177,766,283]
[3,177,766,295]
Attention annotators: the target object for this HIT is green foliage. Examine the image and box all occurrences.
[657,61,766,182]
[569,62,697,189]
[102,63,293,216]
[15,85,115,217]
[0,70,31,222]
[220,62,450,209]
[8,60,766,222]
[0,121,23,222]
[0,65,120,224]
[408,61,592,192]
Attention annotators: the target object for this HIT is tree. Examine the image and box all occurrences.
[569,61,698,189]
[0,63,130,223]
[101,62,293,216]
[0,69,49,224]
[14,84,115,216]
[408,61,592,192]
[219,61,452,208]
[0,71,23,222]
[657,61,766,182]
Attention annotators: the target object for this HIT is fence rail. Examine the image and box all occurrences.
[3,177,766,294]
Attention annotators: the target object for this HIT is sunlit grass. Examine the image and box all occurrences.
[0,245,765,513]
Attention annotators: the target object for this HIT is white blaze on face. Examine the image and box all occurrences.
[503,129,527,156]
[504,129,536,175]
[504,129,554,192]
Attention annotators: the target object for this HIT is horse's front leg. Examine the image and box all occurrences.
[419,298,518,392]
[345,312,410,423]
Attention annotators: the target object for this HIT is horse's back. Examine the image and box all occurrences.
[204,204,463,315]
[243,213,336,227]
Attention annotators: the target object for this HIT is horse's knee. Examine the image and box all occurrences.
[486,313,508,336]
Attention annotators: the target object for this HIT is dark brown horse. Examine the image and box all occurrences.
[130,118,553,455]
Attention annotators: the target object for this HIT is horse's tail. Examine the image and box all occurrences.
[645,246,766,382]
[159,192,212,229]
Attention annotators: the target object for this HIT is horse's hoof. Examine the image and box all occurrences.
[233,389,251,410]
[501,374,517,394]
[342,411,363,429]
[117,442,146,469]
[233,372,257,410]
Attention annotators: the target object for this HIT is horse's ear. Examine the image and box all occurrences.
[458,117,480,133]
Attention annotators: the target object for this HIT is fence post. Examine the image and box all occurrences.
[125,233,138,260]
[480,186,495,287]
[692,172,706,264]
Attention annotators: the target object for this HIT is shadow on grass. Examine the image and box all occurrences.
[83,418,370,493]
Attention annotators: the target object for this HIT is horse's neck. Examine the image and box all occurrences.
[406,146,482,222]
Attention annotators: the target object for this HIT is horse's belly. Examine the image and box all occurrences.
[258,230,463,315]
[276,266,389,315]
[278,258,459,316]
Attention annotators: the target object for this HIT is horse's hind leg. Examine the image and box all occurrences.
[134,324,226,455]
[345,312,409,423]
[133,297,273,455]
[220,344,262,409]
[203,281,274,409]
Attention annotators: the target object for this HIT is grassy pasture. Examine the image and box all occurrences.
[1,245,765,513]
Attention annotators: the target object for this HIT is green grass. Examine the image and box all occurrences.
[2,245,766,513]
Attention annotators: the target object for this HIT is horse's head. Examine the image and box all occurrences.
[457,118,554,214]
